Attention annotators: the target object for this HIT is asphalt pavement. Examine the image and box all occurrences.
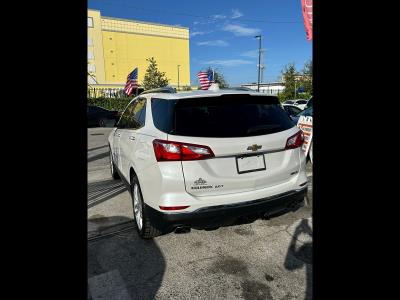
[87,127,313,300]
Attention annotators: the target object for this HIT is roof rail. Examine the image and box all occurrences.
[139,86,176,95]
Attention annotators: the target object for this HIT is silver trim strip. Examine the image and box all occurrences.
[213,148,286,159]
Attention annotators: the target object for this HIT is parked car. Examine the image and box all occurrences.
[87,105,120,128]
[108,86,308,238]
[291,105,313,125]
[282,104,303,118]
[283,100,295,105]
[305,97,313,109]
[291,99,308,110]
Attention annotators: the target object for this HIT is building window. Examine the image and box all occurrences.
[88,17,93,28]
[88,76,97,84]
[88,64,96,73]
[88,51,94,60]
[88,37,93,46]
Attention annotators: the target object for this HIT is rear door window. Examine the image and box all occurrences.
[116,103,133,129]
[131,98,146,129]
[117,98,146,129]
[152,95,294,137]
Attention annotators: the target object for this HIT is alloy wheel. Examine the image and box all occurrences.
[133,183,143,230]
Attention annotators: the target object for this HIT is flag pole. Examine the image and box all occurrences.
[135,69,139,96]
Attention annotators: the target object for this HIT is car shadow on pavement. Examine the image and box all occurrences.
[88,179,128,209]
[88,145,109,152]
[87,151,110,163]
[284,218,312,300]
[88,216,166,300]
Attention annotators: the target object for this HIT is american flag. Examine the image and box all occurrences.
[197,70,214,90]
[301,0,313,41]
[124,67,138,96]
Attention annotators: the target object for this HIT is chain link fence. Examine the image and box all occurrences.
[87,88,128,98]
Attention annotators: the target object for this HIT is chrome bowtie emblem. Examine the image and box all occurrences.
[247,144,262,151]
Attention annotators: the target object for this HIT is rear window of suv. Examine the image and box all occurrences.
[151,94,294,138]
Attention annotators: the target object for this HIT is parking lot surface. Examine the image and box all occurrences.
[88,127,313,300]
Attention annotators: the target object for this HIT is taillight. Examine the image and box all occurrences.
[153,139,215,161]
[285,131,304,149]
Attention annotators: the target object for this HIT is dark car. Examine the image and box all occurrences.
[282,104,302,118]
[87,105,120,127]
[290,105,313,124]
[305,97,313,109]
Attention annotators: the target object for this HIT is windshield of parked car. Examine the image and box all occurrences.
[296,100,307,104]
[297,106,313,117]
[152,95,295,137]
[306,97,313,108]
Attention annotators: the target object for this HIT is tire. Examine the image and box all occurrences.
[109,148,120,180]
[130,174,162,239]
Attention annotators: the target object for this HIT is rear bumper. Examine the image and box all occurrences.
[145,187,307,232]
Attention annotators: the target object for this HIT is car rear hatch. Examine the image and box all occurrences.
[152,94,302,197]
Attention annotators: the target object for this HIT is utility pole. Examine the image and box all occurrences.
[177,65,180,91]
[259,48,265,84]
[254,35,262,92]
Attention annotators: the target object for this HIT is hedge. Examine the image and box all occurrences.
[87,97,133,112]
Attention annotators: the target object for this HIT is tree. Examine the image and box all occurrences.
[142,57,169,90]
[203,67,229,88]
[278,60,313,102]
[298,60,313,95]
[279,63,298,101]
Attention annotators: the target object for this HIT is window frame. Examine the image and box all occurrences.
[88,51,94,60]
[88,17,94,28]
[116,98,146,130]
[130,98,147,130]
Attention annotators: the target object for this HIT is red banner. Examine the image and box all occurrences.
[301,0,313,41]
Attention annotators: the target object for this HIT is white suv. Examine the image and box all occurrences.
[108,87,308,238]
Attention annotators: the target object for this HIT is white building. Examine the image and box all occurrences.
[241,82,285,95]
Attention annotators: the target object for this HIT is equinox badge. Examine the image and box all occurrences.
[247,144,262,151]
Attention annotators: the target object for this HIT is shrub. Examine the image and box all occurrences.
[87,97,132,112]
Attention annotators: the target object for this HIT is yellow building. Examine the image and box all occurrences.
[88,9,190,93]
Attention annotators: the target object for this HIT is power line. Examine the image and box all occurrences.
[90,0,303,24]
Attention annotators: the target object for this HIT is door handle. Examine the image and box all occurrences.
[129,136,135,141]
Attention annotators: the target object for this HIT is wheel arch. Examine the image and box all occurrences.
[129,166,137,184]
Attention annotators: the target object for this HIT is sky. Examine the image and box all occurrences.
[88,0,312,86]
